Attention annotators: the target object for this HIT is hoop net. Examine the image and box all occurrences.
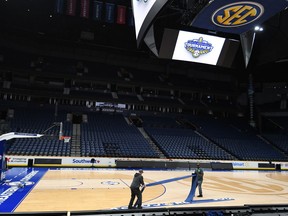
[60,136,71,143]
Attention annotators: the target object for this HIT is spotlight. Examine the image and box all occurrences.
[254,26,263,31]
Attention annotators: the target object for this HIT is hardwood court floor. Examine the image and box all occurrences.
[14,169,288,213]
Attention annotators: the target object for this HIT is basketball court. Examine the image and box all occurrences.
[0,167,288,214]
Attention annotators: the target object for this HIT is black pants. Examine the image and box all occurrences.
[128,187,142,208]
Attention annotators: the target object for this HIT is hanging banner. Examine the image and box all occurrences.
[117,5,127,25]
[80,0,90,18]
[55,0,64,14]
[105,3,115,23]
[127,7,134,26]
[66,0,77,16]
[92,0,103,21]
[190,0,288,34]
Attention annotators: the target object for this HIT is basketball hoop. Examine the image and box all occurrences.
[60,136,71,143]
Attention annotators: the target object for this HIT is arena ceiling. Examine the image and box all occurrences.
[0,0,288,82]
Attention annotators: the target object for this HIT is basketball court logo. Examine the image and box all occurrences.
[101,181,120,185]
[6,181,34,187]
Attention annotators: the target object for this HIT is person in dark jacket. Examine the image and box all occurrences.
[194,163,204,197]
[128,169,145,209]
